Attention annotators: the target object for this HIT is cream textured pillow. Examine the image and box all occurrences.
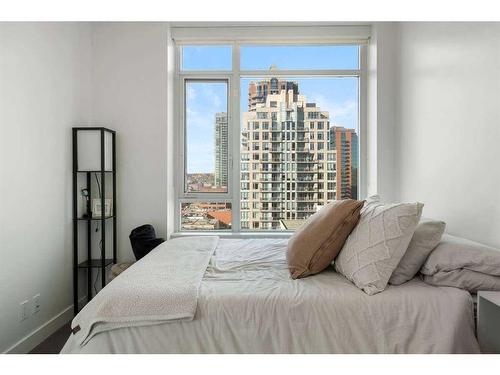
[335,200,424,295]
[286,199,364,279]
[389,218,446,285]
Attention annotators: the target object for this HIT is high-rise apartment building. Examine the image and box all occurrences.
[241,78,337,230]
[214,112,228,188]
[247,78,299,111]
[329,126,358,200]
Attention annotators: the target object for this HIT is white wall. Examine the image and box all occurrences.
[0,22,92,352]
[0,21,170,352]
[396,22,500,247]
[90,22,169,261]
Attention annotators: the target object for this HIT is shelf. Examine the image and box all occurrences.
[78,259,114,268]
[73,127,117,315]
[76,215,115,221]
[73,126,116,133]
[75,170,115,173]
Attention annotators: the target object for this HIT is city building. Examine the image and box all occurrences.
[214,112,228,188]
[330,126,359,200]
[181,202,232,230]
[241,78,338,230]
[247,77,299,111]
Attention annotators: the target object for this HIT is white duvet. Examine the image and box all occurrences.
[62,238,480,354]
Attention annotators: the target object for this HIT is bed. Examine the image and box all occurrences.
[61,237,480,354]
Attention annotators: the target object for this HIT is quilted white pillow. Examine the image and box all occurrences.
[335,199,424,295]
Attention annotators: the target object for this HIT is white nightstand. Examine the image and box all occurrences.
[477,291,500,353]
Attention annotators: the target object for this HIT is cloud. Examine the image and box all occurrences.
[186,108,215,132]
[186,86,197,101]
[187,142,215,173]
[201,85,225,110]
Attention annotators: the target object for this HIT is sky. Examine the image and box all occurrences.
[184,45,359,173]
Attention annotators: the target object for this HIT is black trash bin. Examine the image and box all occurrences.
[129,224,165,260]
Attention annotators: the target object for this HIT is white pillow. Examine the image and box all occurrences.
[389,218,446,285]
[421,234,500,292]
[335,199,424,295]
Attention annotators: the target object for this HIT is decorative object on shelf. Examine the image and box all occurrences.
[92,198,112,218]
[80,188,90,218]
[73,127,117,316]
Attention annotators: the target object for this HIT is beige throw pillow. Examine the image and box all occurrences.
[389,218,446,285]
[335,200,424,295]
[286,199,364,279]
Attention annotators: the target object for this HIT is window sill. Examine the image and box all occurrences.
[170,231,293,240]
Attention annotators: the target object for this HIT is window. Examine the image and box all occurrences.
[240,45,359,70]
[176,37,365,232]
[181,45,232,70]
[184,80,229,194]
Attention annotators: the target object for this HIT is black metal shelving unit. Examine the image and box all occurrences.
[72,127,117,315]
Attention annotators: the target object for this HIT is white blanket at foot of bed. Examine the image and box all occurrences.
[70,236,218,347]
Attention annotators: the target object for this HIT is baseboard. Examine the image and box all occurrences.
[4,297,86,354]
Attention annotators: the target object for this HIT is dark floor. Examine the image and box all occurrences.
[29,322,71,354]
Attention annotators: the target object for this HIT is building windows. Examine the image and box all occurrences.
[177,38,364,232]
[180,202,232,230]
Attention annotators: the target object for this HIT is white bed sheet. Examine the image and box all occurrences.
[62,238,480,353]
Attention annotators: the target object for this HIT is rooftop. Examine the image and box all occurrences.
[207,210,232,226]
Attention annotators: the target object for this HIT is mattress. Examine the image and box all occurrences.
[61,238,480,353]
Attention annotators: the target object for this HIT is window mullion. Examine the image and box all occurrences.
[239,69,361,77]
[359,44,368,200]
[231,42,241,233]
